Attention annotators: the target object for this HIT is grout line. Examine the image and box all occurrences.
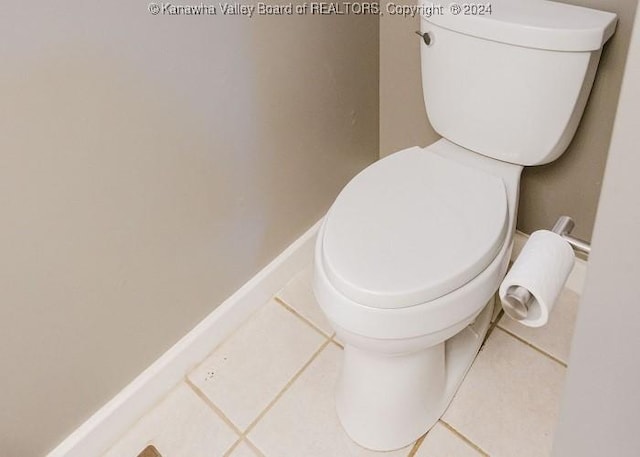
[490,294,503,323]
[440,420,490,456]
[243,339,332,436]
[406,431,428,457]
[481,307,504,349]
[244,437,269,457]
[495,326,568,367]
[222,438,268,457]
[185,377,244,437]
[184,297,331,456]
[330,337,344,349]
[187,299,273,382]
[274,296,332,340]
[221,438,243,457]
[179,283,334,451]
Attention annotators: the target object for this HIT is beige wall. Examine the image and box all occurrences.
[380,0,638,241]
[0,4,378,456]
[380,0,439,156]
[552,6,640,453]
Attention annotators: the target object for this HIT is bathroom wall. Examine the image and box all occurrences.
[552,6,640,453]
[380,0,638,241]
[0,4,378,456]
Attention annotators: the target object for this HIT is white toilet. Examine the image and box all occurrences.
[313,0,617,451]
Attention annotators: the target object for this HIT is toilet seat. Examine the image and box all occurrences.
[321,145,508,309]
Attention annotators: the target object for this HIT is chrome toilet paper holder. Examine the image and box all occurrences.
[502,216,591,321]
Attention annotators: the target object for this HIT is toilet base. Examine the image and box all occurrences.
[335,299,494,451]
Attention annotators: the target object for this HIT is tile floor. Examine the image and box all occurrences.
[104,264,579,457]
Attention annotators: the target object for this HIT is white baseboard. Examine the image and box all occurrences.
[46,219,322,457]
[512,230,588,294]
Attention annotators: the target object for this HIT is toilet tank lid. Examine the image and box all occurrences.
[421,0,617,52]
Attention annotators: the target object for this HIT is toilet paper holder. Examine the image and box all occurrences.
[502,216,591,321]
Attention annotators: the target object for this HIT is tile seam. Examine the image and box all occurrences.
[243,437,269,457]
[330,338,344,349]
[221,438,243,457]
[191,299,275,382]
[440,419,491,457]
[495,326,568,367]
[243,339,332,436]
[406,432,427,457]
[274,295,333,339]
[184,377,244,437]
[478,308,504,355]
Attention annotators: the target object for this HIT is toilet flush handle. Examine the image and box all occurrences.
[415,31,432,46]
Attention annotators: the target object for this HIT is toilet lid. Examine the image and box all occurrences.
[321,146,508,309]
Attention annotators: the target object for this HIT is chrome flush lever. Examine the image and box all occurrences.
[415,30,432,46]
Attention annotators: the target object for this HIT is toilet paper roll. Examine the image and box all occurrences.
[499,230,575,327]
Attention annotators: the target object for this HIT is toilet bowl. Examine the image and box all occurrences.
[313,0,617,451]
[313,139,522,450]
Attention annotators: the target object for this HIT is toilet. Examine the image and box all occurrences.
[313,0,617,451]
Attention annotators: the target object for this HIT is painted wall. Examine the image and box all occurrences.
[380,0,638,240]
[0,4,378,456]
[552,6,640,453]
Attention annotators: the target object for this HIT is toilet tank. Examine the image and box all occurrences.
[420,0,617,166]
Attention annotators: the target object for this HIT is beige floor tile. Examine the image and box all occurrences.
[443,329,565,457]
[188,299,326,431]
[414,422,483,457]
[498,288,579,364]
[249,344,411,457]
[276,264,334,336]
[227,440,260,457]
[103,383,237,457]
